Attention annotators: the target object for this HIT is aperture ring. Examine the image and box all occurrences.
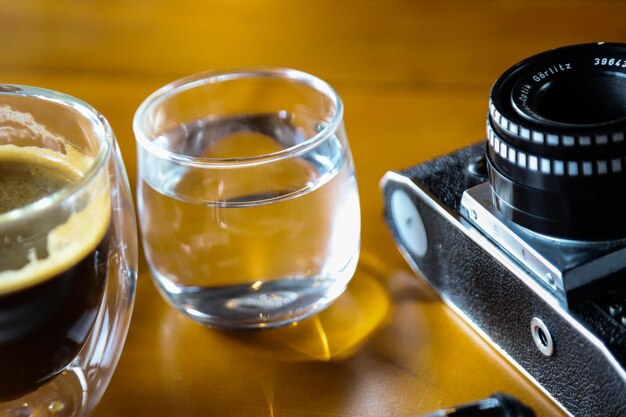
[489,99,626,147]
[488,121,626,178]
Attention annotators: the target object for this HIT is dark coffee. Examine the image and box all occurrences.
[0,160,73,214]
[0,151,110,400]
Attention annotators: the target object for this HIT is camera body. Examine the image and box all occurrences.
[381,143,626,417]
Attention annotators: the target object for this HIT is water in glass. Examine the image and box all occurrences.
[139,114,360,328]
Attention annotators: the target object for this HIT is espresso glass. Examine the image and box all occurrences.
[134,68,360,329]
[0,86,137,416]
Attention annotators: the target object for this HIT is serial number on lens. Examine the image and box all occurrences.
[593,57,626,67]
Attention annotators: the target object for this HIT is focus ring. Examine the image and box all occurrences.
[487,118,626,179]
[489,99,626,148]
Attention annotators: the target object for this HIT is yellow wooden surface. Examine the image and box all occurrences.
[1,1,623,415]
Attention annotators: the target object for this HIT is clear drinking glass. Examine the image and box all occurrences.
[134,68,360,329]
[0,86,137,416]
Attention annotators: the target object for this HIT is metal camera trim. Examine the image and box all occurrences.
[460,182,626,304]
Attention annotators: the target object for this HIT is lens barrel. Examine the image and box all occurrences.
[487,42,626,240]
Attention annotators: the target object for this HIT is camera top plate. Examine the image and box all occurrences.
[461,182,626,304]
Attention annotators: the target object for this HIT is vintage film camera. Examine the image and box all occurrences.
[382,43,626,417]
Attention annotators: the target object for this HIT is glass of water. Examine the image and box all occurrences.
[134,68,360,329]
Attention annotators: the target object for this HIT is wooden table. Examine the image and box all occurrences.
[1,1,622,415]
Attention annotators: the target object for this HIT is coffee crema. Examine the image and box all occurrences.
[0,143,111,400]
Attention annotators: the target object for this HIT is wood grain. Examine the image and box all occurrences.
[0,1,619,415]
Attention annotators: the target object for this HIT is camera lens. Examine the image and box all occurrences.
[487,42,626,240]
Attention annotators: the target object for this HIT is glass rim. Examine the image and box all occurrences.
[132,67,344,168]
[0,85,112,224]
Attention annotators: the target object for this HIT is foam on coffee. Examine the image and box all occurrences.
[0,142,111,296]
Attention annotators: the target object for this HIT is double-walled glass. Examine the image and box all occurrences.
[134,68,360,329]
[0,86,137,416]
